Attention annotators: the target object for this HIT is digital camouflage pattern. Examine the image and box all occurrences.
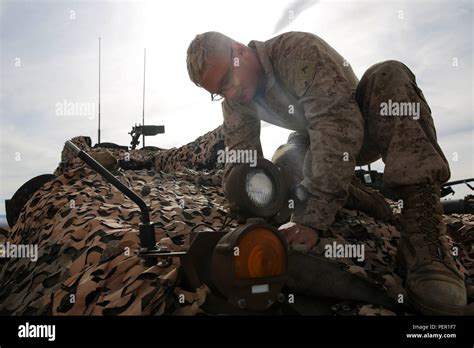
[222,31,450,231]
[0,130,472,315]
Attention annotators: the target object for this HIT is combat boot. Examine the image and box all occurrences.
[396,183,466,315]
[346,177,394,222]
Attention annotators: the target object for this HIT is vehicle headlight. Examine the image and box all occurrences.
[225,159,287,218]
[245,170,275,207]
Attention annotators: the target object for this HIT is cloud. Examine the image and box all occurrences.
[273,0,319,34]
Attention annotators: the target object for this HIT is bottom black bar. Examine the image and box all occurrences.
[0,315,473,345]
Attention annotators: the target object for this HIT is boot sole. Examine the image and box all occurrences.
[397,251,466,315]
[407,287,466,316]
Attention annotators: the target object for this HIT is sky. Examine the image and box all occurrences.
[0,0,473,216]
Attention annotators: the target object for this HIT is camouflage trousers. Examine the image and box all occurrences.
[276,60,451,189]
[355,60,450,188]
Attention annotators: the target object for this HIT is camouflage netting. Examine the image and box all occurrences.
[0,128,472,315]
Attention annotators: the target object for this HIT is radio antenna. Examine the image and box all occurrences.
[98,37,102,144]
[142,48,146,147]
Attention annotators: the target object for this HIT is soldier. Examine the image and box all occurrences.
[186,31,466,315]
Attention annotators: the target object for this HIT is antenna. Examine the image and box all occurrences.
[142,48,146,147]
[98,37,102,144]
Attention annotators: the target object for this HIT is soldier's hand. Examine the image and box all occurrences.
[278,222,318,251]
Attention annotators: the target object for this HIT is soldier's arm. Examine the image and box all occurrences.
[274,34,364,230]
[221,101,263,192]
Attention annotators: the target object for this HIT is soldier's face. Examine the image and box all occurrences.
[200,43,261,104]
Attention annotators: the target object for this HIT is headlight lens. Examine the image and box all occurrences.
[234,227,287,279]
[224,158,287,218]
[245,170,274,208]
[210,219,288,311]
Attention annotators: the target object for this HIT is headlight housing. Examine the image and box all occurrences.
[210,219,288,311]
[224,158,287,218]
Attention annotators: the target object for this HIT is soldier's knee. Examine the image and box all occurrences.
[379,60,415,79]
[363,60,415,86]
[369,60,407,75]
[378,59,406,71]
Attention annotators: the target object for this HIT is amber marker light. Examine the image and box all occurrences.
[210,219,288,311]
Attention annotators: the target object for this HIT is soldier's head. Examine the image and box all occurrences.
[186,31,265,104]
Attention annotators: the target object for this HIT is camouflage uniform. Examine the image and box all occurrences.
[222,31,450,231]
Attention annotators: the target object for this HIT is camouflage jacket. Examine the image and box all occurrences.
[222,31,365,231]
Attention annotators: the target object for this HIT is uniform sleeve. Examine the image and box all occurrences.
[221,101,263,194]
[274,34,364,230]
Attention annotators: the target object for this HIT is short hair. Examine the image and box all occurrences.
[186,31,234,87]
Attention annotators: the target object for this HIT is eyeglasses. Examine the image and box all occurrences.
[211,93,224,102]
[211,50,235,102]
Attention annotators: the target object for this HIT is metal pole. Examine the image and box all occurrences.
[65,140,151,223]
[142,48,146,147]
[65,140,157,266]
[98,37,101,144]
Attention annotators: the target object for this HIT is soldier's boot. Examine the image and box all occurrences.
[345,177,394,222]
[396,183,466,315]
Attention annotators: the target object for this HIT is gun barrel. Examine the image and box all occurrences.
[441,178,474,187]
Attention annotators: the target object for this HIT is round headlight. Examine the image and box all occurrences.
[224,159,287,218]
[245,170,275,208]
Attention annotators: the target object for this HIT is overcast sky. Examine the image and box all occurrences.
[0,0,473,215]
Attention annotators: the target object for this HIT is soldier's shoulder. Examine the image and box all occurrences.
[266,31,321,46]
[264,31,325,58]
